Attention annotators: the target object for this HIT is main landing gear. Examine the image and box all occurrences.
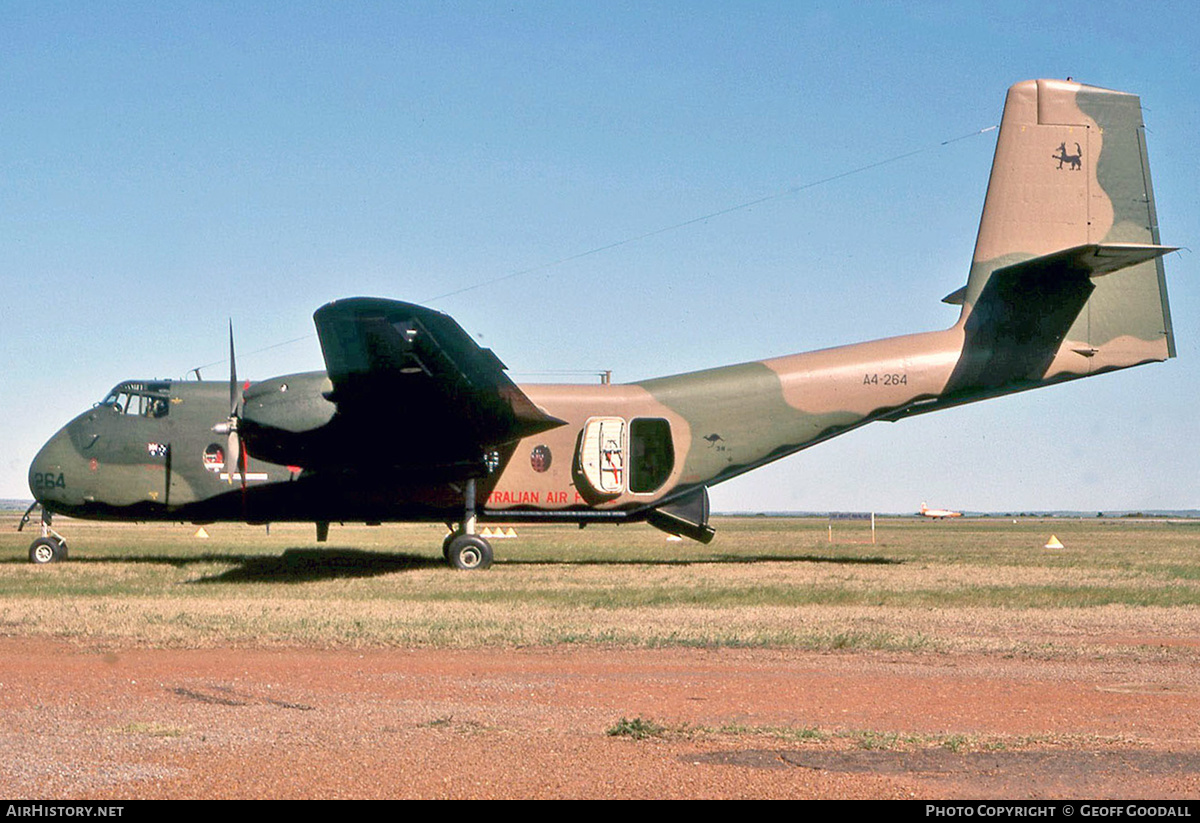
[442,477,493,571]
[19,504,68,564]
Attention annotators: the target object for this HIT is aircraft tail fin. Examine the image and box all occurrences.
[954,79,1174,387]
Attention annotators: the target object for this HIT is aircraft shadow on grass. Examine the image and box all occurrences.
[192,548,436,583]
[505,555,901,568]
[2,549,901,583]
[193,550,902,583]
[0,548,434,581]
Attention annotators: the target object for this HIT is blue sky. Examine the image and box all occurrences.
[3,1,1198,512]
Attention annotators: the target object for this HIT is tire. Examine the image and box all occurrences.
[29,537,65,565]
[446,534,493,571]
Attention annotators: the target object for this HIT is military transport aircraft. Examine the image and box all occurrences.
[24,79,1176,570]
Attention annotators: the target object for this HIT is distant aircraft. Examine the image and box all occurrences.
[24,79,1175,569]
[920,503,963,520]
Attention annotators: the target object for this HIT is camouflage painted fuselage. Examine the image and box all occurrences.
[29,79,1174,539]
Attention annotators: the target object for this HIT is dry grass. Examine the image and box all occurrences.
[3,512,1199,655]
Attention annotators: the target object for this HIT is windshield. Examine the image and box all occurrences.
[100,382,172,418]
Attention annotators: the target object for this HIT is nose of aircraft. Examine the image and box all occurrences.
[28,427,79,509]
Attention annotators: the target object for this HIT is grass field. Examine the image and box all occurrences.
[3,512,1199,654]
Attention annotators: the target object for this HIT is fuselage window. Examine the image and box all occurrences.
[629,418,674,494]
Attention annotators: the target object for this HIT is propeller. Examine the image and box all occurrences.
[212,322,247,489]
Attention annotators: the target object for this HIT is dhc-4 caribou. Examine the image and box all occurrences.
[25,79,1176,569]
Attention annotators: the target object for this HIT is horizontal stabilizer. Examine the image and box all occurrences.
[996,243,1176,282]
[944,244,1173,308]
[944,243,1175,394]
[941,286,966,306]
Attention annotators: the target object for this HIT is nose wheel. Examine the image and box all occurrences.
[29,537,68,564]
[20,506,69,564]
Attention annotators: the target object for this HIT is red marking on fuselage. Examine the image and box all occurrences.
[487,490,541,505]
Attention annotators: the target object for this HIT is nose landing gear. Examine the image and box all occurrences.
[19,504,68,564]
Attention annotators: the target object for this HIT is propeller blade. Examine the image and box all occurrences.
[225,320,243,486]
[228,320,240,417]
[226,429,240,487]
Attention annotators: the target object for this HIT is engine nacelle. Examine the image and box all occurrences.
[240,371,336,467]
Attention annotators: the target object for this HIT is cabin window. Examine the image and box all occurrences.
[629,418,674,493]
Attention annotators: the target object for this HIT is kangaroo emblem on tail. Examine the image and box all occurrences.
[1053,141,1083,170]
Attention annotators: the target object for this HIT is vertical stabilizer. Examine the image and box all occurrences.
[956,79,1173,382]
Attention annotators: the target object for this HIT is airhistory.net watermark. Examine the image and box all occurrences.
[6,807,123,818]
[925,806,1193,818]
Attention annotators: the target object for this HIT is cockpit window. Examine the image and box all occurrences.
[101,385,170,418]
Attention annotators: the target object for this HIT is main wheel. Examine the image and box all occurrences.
[445,534,493,571]
[29,537,66,565]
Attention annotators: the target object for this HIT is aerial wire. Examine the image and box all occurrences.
[188,123,998,377]
[189,334,315,378]
[422,125,997,303]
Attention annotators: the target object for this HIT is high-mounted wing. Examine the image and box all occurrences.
[311,297,565,471]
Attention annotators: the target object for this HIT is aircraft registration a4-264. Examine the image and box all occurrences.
[25,79,1176,569]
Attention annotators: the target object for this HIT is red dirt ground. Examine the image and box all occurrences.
[1,638,1197,799]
